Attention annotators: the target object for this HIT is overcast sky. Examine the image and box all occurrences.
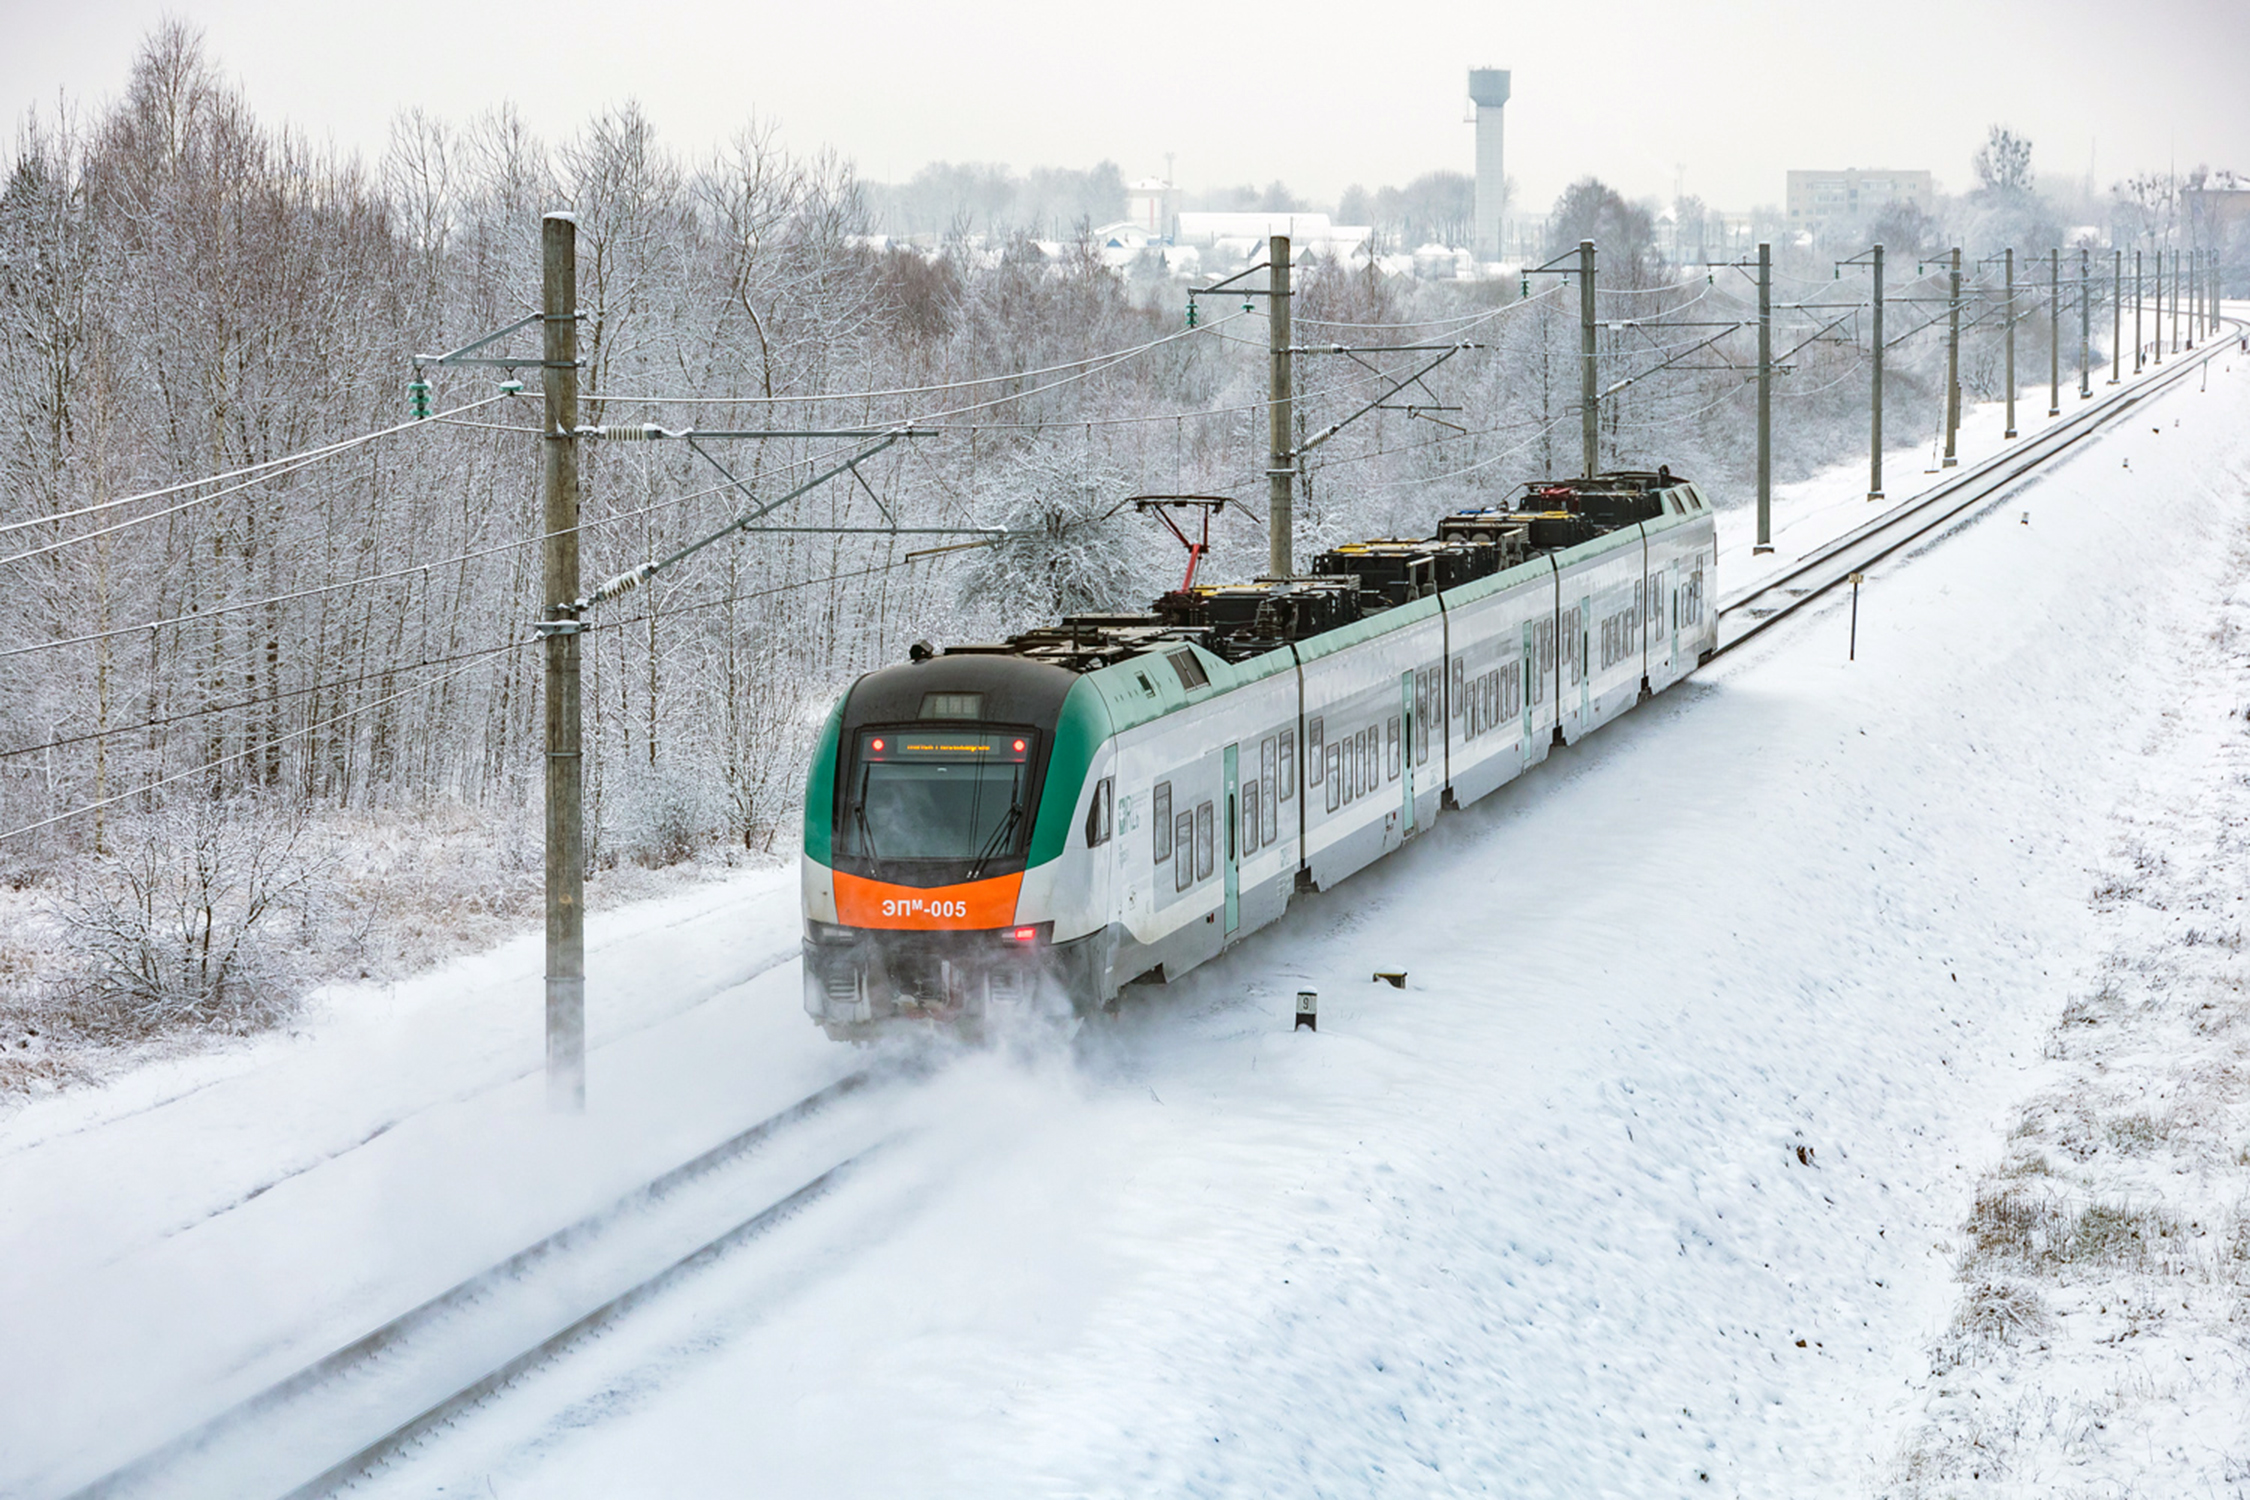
[7,0,2246,213]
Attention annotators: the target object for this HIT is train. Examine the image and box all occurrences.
[800,469,1718,1040]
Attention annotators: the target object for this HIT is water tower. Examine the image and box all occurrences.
[1469,67,1511,261]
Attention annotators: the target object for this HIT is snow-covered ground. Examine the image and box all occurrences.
[3,346,2245,1499]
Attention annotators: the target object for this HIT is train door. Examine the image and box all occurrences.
[1222,743,1241,935]
[1667,558,1681,675]
[1578,593,1593,724]
[1521,622,1536,765]
[1399,672,1417,833]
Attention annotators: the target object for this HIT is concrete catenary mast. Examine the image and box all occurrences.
[1470,68,1511,263]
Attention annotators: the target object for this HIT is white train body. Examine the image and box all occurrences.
[803,474,1716,1037]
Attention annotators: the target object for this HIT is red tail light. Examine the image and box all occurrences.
[1006,926,1038,943]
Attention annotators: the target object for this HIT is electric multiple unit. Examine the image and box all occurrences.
[801,471,1718,1040]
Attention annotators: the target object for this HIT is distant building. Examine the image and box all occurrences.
[1125,177,1179,241]
[1174,212,1372,259]
[1786,169,1934,230]
[1090,221,1157,269]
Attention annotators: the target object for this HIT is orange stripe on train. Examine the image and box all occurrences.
[831,870,1023,930]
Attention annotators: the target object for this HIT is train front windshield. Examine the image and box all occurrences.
[838,729,1036,867]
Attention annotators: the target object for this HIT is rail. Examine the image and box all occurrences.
[1714,319,2242,657]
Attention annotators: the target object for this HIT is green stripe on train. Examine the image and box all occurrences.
[803,698,845,866]
[1026,678,1116,867]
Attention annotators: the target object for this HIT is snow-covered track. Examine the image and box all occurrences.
[57,1068,887,1500]
[1714,322,2242,656]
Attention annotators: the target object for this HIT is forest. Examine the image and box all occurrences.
[0,25,2051,1063]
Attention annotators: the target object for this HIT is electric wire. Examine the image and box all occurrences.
[583,315,1244,412]
[0,396,510,543]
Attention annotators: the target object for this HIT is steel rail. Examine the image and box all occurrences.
[63,1067,879,1500]
[275,1143,892,1500]
[1713,316,2241,658]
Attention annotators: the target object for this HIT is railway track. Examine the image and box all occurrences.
[59,1067,893,1500]
[1713,322,2242,656]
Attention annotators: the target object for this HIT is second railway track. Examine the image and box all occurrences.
[58,1066,897,1500]
[1714,321,2241,657]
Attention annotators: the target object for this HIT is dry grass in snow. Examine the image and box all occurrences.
[1888,529,2250,1497]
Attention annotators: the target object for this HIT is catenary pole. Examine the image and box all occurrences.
[2124,249,2142,373]
[1755,241,1772,551]
[2172,249,2181,353]
[1267,234,1294,578]
[2154,248,2165,365]
[2048,248,2061,415]
[2110,249,2122,384]
[2185,249,2196,349]
[1869,242,1885,499]
[2003,248,2018,438]
[1943,247,1961,467]
[541,213,584,1113]
[2078,246,2091,399]
[2007,249,2025,436]
[1580,239,1599,478]
[2196,248,2206,344]
[2134,249,2144,371]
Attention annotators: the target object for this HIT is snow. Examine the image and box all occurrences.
[4,349,2246,1499]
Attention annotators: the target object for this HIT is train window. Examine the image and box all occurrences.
[1451,657,1466,721]
[1168,649,1209,691]
[1279,728,1296,801]
[1359,728,1373,797]
[1260,736,1279,839]
[1307,716,1324,786]
[1153,781,1173,864]
[1085,776,1112,848]
[1386,717,1400,781]
[1325,744,1341,811]
[1416,674,1432,766]
[919,692,983,719]
[1195,802,1215,881]
[1242,781,1259,853]
[1174,811,1194,891]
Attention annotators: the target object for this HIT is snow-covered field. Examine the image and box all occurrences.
[3,348,2246,1499]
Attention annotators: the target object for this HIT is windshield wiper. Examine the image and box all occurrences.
[966,801,1023,882]
[853,803,881,863]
